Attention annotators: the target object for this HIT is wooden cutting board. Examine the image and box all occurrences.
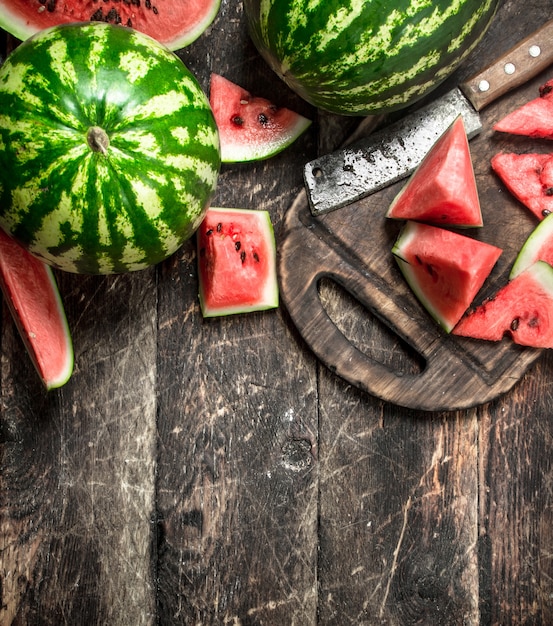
[278,72,552,412]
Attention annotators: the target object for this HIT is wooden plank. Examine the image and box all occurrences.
[1,271,158,624]
[478,350,553,624]
[155,2,320,622]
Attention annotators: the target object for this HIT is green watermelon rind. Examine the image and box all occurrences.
[243,0,500,115]
[0,0,221,51]
[197,207,279,317]
[393,254,449,331]
[510,212,553,279]
[166,0,221,50]
[392,223,450,331]
[220,114,312,163]
[0,22,221,275]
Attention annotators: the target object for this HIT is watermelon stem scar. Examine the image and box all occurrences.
[87,126,110,155]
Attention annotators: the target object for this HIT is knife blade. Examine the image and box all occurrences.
[304,20,553,216]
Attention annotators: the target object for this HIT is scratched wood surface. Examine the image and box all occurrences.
[1,0,553,624]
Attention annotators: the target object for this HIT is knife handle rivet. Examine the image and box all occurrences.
[529,44,541,58]
[504,62,516,75]
[478,79,490,93]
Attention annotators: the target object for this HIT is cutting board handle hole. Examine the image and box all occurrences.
[318,278,426,376]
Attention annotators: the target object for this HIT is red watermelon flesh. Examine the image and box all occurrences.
[392,221,502,333]
[387,116,482,227]
[197,207,278,317]
[491,152,553,221]
[510,212,553,279]
[0,0,220,50]
[493,79,553,139]
[209,73,311,163]
[453,261,553,349]
[0,229,73,389]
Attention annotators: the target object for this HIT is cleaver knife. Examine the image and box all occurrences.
[304,20,553,216]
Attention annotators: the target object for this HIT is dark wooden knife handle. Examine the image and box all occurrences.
[461,19,553,111]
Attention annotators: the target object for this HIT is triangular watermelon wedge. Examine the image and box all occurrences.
[493,79,553,139]
[392,221,502,333]
[491,152,553,221]
[386,116,483,227]
[209,74,311,163]
[453,260,553,349]
[0,229,73,389]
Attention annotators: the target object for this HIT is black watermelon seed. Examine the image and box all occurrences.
[511,318,520,331]
[253,252,260,262]
[425,263,437,278]
[106,8,120,22]
[235,241,241,251]
[240,251,246,263]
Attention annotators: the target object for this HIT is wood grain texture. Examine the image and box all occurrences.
[1,0,553,624]
[477,350,553,624]
[1,272,157,624]
[317,390,479,624]
[154,3,319,623]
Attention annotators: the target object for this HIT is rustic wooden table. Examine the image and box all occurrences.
[2,1,553,624]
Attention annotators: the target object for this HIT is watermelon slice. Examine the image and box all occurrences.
[0,0,220,50]
[392,221,502,333]
[209,74,311,163]
[493,79,553,139]
[510,212,553,278]
[0,229,73,389]
[491,152,553,221]
[197,207,278,317]
[387,116,483,227]
[453,261,553,349]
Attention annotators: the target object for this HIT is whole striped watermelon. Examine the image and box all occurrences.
[243,0,500,116]
[0,22,220,274]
